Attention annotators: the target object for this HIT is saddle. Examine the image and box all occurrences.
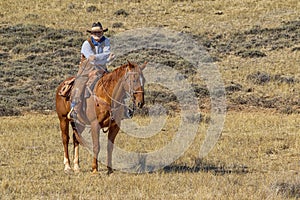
[59,77,75,100]
[58,75,102,101]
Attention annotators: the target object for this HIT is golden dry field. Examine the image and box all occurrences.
[0,112,299,199]
[0,0,300,199]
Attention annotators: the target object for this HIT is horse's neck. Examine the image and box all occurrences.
[99,65,128,101]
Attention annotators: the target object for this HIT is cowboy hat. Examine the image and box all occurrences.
[86,22,108,33]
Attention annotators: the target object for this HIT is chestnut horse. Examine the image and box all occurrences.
[55,60,147,174]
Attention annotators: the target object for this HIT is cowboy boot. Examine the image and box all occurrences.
[67,102,77,120]
[68,88,81,120]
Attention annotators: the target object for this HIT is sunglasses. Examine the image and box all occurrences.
[92,31,103,34]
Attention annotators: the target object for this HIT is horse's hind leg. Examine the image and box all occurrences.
[71,122,80,173]
[70,121,88,173]
[60,118,72,174]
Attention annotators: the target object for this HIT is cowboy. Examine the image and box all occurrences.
[68,22,115,120]
[81,22,115,65]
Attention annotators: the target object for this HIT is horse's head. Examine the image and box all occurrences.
[123,60,147,109]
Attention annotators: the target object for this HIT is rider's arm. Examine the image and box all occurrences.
[81,39,111,64]
[81,40,96,59]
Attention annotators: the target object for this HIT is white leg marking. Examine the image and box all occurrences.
[64,157,69,165]
[64,157,72,173]
[73,146,80,173]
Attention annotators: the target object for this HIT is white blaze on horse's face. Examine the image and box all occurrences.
[140,76,144,87]
[124,61,147,108]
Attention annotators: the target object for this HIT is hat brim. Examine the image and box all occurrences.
[87,28,108,33]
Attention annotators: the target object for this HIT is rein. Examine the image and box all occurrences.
[124,71,144,95]
[97,65,144,131]
[101,66,143,107]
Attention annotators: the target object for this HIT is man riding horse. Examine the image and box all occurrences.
[56,22,148,174]
[68,22,115,120]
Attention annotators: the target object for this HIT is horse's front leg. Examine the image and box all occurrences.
[60,118,72,174]
[107,122,120,175]
[91,120,100,173]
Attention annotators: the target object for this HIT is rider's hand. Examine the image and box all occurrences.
[88,55,96,62]
[107,53,115,62]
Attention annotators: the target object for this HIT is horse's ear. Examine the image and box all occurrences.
[140,61,148,70]
[127,60,133,67]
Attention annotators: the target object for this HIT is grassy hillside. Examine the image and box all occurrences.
[0,0,299,115]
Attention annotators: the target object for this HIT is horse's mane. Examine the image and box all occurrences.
[97,63,130,89]
[102,62,134,82]
[109,63,128,77]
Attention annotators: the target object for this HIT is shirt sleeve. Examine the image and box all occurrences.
[81,40,95,59]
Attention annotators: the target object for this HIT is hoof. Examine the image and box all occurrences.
[64,167,73,175]
[91,169,99,175]
[107,169,114,176]
[74,165,80,174]
[90,171,100,177]
[74,168,81,174]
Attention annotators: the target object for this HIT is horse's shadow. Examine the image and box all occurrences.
[129,156,249,175]
[160,159,249,175]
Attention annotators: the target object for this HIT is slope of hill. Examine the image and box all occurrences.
[0,0,299,116]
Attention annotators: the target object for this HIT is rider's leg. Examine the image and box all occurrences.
[68,88,80,120]
[68,76,88,120]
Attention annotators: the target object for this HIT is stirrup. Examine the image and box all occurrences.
[67,107,77,120]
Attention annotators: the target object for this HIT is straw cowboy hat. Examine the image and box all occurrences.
[86,22,108,33]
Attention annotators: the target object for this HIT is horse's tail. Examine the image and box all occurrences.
[70,121,90,148]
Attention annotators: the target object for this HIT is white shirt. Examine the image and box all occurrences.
[81,37,111,66]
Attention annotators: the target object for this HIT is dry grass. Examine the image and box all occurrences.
[0,0,298,34]
[0,112,299,199]
[0,0,300,199]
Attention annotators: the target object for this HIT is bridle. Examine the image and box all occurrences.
[123,68,145,96]
[99,65,145,116]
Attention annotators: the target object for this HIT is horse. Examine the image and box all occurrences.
[55,60,147,175]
